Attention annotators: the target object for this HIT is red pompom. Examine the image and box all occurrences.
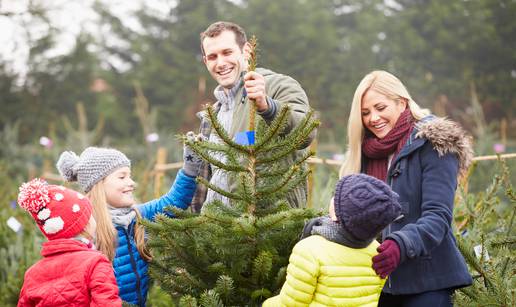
[18,178,51,213]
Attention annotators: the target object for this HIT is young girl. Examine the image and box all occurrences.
[56,139,201,306]
[17,178,121,306]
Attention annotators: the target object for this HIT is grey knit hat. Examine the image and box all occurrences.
[334,174,401,245]
[56,147,131,193]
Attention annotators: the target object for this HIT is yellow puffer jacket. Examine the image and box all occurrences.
[263,235,385,307]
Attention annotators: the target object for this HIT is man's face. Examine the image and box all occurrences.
[202,30,249,89]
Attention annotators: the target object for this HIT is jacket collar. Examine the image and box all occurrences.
[41,238,90,257]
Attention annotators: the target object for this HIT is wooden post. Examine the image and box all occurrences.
[154,147,167,198]
[501,118,507,146]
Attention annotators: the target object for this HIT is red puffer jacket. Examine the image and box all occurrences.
[18,239,121,307]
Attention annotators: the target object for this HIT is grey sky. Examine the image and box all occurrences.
[0,0,172,78]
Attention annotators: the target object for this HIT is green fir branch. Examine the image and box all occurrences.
[250,288,272,302]
[201,199,241,218]
[185,138,231,154]
[252,250,273,284]
[202,209,239,225]
[197,177,244,201]
[273,266,287,290]
[206,105,251,154]
[259,110,317,153]
[257,149,314,178]
[256,140,304,164]
[257,122,318,164]
[239,172,255,203]
[256,208,313,229]
[253,105,291,151]
[257,168,310,200]
[179,295,198,307]
[214,275,235,304]
[187,138,244,166]
[232,216,257,236]
[456,236,494,290]
[500,207,516,278]
[256,165,299,197]
[149,231,211,278]
[199,290,224,307]
[164,206,198,218]
[188,141,247,172]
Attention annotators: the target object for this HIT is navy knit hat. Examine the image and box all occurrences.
[334,174,401,245]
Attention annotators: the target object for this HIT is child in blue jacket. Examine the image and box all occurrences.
[56,133,202,306]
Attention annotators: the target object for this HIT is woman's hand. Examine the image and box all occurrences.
[372,239,401,278]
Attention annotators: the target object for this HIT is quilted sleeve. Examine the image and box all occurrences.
[137,169,197,220]
[263,240,319,306]
[17,281,32,307]
[387,142,458,262]
[89,256,122,307]
[264,71,316,149]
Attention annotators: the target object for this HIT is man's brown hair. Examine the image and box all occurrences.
[200,21,247,56]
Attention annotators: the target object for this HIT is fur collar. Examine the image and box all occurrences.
[415,117,474,175]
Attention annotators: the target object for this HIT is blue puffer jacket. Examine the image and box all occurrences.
[371,117,473,295]
[113,169,196,306]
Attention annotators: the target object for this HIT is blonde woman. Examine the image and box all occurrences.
[339,70,473,306]
[56,138,201,306]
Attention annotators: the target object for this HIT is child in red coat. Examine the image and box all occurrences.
[17,178,122,307]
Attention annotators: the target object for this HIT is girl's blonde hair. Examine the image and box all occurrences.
[339,70,430,177]
[87,180,152,262]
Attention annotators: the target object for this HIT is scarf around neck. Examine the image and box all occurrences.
[108,205,137,229]
[362,109,414,181]
[309,216,372,249]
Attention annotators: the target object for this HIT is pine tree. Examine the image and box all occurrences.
[144,37,320,306]
[453,159,516,306]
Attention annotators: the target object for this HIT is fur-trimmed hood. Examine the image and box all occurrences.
[415,117,474,175]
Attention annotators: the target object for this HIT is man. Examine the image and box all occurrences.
[193,21,315,211]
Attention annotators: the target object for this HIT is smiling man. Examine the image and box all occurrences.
[192,21,316,211]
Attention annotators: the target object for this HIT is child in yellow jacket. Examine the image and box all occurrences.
[263,174,401,307]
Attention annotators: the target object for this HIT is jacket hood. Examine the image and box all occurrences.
[415,117,474,175]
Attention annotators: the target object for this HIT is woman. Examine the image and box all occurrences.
[339,70,473,306]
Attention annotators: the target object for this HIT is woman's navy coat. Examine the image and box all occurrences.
[367,117,473,295]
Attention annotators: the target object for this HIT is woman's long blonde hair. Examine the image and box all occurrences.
[339,70,430,177]
[87,180,152,262]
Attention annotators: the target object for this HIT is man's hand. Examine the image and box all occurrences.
[243,71,268,112]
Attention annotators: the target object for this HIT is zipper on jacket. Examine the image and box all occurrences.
[123,228,144,306]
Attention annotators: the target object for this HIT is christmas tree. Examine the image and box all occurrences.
[453,159,515,306]
[145,37,320,306]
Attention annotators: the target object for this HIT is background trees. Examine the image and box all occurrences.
[1,0,514,148]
